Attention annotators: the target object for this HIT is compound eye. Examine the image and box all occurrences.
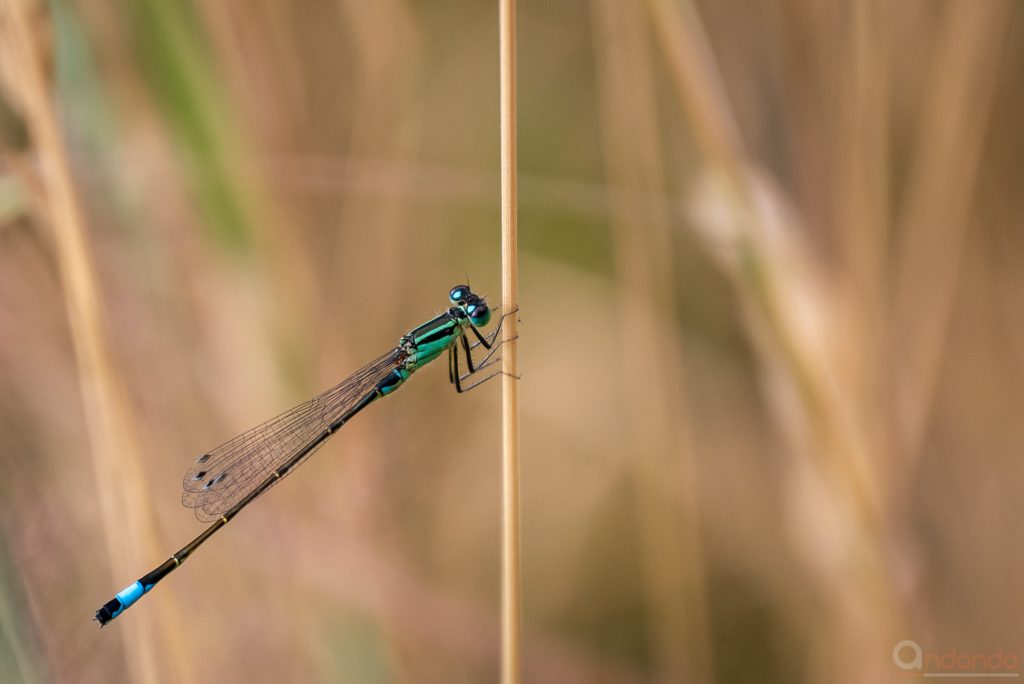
[449,285,471,304]
[468,301,491,326]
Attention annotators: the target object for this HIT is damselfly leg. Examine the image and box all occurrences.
[451,341,501,394]
[450,309,521,393]
[467,307,519,366]
[468,306,517,351]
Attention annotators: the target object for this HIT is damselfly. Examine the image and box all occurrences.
[94,284,512,626]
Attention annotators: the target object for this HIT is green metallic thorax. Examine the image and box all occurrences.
[409,319,463,368]
[377,310,468,396]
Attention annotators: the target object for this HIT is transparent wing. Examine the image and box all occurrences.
[181,349,400,522]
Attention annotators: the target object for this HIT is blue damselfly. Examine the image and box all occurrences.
[94,285,511,626]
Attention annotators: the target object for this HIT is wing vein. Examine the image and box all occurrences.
[180,349,400,521]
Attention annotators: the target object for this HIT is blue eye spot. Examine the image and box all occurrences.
[449,285,472,304]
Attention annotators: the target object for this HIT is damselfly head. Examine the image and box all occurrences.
[450,284,491,326]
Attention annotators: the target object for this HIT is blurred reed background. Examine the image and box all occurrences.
[0,0,1022,682]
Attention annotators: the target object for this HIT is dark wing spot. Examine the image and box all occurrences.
[212,473,228,486]
[192,470,207,481]
[196,454,211,464]
[203,478,215,490]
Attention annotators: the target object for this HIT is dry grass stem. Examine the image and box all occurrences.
[499,0,521,682]
[0,0,189,681]
[889,0,1011,465]
[646,2,909,679]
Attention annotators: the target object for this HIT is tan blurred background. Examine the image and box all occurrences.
[0,0,1022,682]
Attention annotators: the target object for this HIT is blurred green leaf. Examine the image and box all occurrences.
[128,0,253,250]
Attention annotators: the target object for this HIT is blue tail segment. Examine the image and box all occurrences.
[95,581,148,626]
[94,556,178,626]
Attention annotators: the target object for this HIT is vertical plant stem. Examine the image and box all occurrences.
[498,0,520,682]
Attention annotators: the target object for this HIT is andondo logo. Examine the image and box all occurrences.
[893,640,1021,678]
